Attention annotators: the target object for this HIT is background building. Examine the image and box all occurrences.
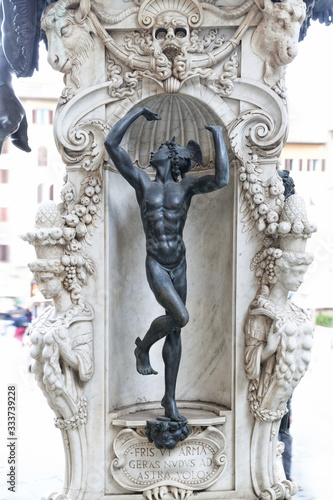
[279,23,333,311]
[0,50,63,309]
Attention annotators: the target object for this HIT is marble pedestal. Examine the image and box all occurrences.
[23,1,315,499]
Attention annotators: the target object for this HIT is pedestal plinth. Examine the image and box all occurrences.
[23,1,315,499]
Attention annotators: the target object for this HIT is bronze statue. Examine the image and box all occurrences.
[105,107,229,425]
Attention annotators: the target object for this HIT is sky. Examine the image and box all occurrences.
[286,21,333,143]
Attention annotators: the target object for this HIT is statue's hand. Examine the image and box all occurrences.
[205,124,222,133]
[0,84,31,153]
[266,322,284,355]
[141,107,161,122]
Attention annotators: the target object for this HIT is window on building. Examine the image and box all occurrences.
[32,109,53,125]
[38,146,48,167]
[0,170,9,183]
[49,185,54,201]
[31,280,39,297]
[299,159,303,172]
[37,184,47,204]
[321,159,326,172]
[0,207,8,222]
[306,159,319,171]
[0,245,9,262]
[284,159,294,171]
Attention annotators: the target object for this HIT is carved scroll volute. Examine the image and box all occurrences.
[56,116,110,174]
[42,0,110,174]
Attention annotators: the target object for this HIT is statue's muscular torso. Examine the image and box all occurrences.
[138,181,191,267]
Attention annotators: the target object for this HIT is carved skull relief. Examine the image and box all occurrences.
[152,12,191,61]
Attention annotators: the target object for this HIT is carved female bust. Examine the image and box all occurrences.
[21,201,94,426]
[244,192,316,423]
[30,261,94,423]
[245,250,314,422]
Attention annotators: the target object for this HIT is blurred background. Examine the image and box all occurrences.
[0,21,333,500]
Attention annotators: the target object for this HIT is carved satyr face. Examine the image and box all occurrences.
[253,0,305,68]
[42,3,96,86]
[152,12,191,60]
[35,272,63,300]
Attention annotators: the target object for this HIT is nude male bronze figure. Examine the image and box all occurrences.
[105,107,229,423]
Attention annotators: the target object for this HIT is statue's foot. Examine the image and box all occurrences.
[161,396,187,422]
[135,338,158,375]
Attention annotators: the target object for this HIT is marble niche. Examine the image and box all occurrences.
[21,0,316,499]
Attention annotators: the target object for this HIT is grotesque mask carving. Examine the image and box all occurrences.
[152,13,191,61]
[251,0,306,96]
[42,1,98,87]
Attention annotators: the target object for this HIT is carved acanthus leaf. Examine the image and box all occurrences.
[55,396,88,430]
[206,52,238,96]
[188,29,225,53]
[107,57,141,99]
[229,105,288,235]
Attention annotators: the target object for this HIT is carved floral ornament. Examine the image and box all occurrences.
[42,0,248,95]
[41,0,305,99]
[40,0,305,183]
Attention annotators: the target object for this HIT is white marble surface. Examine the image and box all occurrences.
[107,168,235,411]
[28,1,312,498]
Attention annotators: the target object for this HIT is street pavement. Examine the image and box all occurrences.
[0,335,63,500]
[292,326,333,500]
[0,326,332,500]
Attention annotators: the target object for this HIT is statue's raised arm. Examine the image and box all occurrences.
[104,107,160,190]
[183,125,229,196]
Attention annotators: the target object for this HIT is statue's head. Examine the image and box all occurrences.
[21,201,94,305]
[274,251,313,292]
[150,138,202,181]
[32,267,65,301]
[253,0,305,64]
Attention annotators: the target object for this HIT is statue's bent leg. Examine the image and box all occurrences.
[135,257,188,376]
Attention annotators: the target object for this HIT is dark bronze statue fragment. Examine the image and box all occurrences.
[0,0,53,153]
[105,106,229,447]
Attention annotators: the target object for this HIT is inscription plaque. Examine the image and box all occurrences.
[111,427,227,492]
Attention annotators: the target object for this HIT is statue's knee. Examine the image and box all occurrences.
[178,310,189,328]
